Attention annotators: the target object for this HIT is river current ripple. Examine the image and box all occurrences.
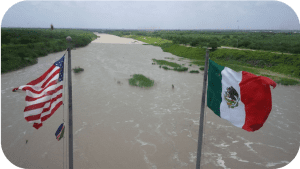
[1,34,299,169]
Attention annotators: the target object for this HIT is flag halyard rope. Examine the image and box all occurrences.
[62,49,67,169]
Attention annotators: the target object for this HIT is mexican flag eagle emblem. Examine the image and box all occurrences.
[224,86,240,108]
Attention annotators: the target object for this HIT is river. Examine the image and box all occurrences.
[1,33,299,169]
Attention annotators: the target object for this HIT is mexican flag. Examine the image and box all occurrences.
[207,60,276,132]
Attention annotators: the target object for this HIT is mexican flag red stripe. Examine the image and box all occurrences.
[207,60,276,132]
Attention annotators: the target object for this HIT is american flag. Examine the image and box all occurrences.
[12,55,65,129]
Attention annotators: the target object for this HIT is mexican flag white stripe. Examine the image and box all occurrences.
[207,60,277,132]
[220,67,246,128]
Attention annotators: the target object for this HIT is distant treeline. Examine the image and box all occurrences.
[105,30,300,54]
[1,28,97,73]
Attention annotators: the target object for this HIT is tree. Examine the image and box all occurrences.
[51,24,54,30]
[209,40,218,51]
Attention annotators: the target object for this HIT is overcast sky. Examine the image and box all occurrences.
[1,0,300,30]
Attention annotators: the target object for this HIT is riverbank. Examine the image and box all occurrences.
[1,28,97,73]
[116,34,300,86]
[107,30,300,54]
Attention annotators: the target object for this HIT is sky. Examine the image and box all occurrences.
[1,0,300,30]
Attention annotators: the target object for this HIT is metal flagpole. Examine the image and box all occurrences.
[196,48,210,169]
[66,36,73,169]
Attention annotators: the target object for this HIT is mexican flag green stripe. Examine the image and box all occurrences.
[207,59,225,117]
[207,60,276,132]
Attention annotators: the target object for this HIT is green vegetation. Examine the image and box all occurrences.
[173,67,188,72]
[211,59,261,75]
[152,59,181,67]
[159,43,206,60]
[129,74,154,88]
[191,60,205,66]
[104,30,300,85]
[190,70,200,73]
[259,74,300,86]
[162,66,170,70]
[152,59,188,72]
[275,78,300,86]
[210,49,300,79]
[106,29,300,54]
[123,35,172,45]
[73,66,84,73]
[143,35,299,81]
[1,28,97,73]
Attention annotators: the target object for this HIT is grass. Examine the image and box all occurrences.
[130,35,172,45]
[152,59,182,67]
[152,59,188,72]
[158,42,299,85]
[213,59,260,75]
[129,74,154,88]
[210,48,300,79]
[165,57,175,60]
[275,78,300,86]
[73,66,84,73]
[190,70,200,73]
[110,32,300,85]
[123,35,172,45]
[259,74,300,86]
[173,67,188,72]
[191,60,205,66]
[162,66,170,70]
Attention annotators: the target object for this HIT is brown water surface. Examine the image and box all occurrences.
[1,34,299,169]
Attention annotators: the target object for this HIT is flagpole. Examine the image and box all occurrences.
[66,36,73,169]
[196,48,210,169]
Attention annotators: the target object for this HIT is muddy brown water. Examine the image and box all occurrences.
[1,34,300,169]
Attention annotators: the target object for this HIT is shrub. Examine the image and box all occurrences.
[73,66,84,73]
[209,40,218,51]
[129,74,154,88]
[173,67,188,72]
[162,66,170,70]
[190,70,199,73]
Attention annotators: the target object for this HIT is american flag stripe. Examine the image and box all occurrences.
[41,101,63,121]
[13,55,65,129]
[24,93,63,117]
[22,82,61,100]
[20,69,60,93]
[25,84,63,105]
[26,65,57,86]
[24,92,62,112]
[41,69,60,88]
[20,74,60,94]
[24,97,62,123]
[24,91,63,124]
[25,94,63,121]
[26,98,63,124]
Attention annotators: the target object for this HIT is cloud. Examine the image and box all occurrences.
[2,1,299,29]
